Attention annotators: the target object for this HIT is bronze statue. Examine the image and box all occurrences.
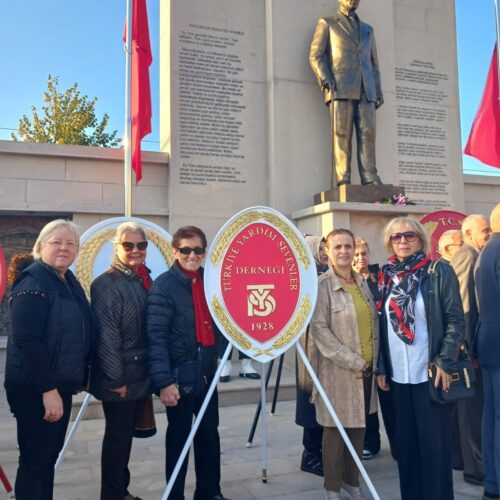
[310,0,384,187]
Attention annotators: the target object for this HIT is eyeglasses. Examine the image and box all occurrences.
[177,246,205,256]
[390,231,418,243]
[119,241,148,252]
[47,240,77,249]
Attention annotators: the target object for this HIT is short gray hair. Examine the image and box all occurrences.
[461,214,488,237]
[382,216,430,255]
[438,229,462,253]
[114,221,147,243]
[32,219,80,260]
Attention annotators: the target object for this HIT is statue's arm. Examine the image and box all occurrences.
[370,31,384,108]
[309,18,335,96]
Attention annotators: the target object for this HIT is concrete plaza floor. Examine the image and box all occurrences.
[0,394,484,500]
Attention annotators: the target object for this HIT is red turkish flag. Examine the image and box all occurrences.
[464,45,500,168]
[124,0,152,183]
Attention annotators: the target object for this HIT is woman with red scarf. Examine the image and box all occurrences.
[377,217,464,500]
[147,226,227,500]
[89,221,153,500]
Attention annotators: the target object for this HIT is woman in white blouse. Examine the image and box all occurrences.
[377,217,464,500]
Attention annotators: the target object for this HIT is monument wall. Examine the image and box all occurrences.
[160,0,464,235]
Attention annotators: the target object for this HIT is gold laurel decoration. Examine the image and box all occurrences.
[261,212,310,268]
[76,229,115,300]
[423,221,438,237]
[212,296,252,350]
[211,294,311,359]
[210,212,261,265]
[271,295,311,350]
[146,229,175,268]
[76,227,174,300]
[211,210,310,269]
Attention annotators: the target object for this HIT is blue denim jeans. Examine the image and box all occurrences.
[482,365,500,494]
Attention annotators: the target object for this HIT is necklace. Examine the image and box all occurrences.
[334,270,355,283]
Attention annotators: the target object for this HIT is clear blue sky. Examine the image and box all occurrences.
[0,0,498,176]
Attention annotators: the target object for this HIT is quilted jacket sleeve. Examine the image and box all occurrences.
[90,275,126,390]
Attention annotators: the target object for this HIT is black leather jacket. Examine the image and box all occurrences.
[378,260,464,377]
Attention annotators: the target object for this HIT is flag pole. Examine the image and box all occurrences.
[495,0,500,101]
[124,0,133,217]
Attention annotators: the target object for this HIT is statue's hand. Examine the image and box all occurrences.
[375,96,384,109]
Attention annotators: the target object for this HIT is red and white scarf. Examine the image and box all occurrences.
[378,251,430,345]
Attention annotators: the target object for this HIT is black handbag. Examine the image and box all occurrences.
[174,355,206,396]
[428,344,476,404]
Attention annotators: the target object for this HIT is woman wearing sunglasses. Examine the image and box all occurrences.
[147,226,227,500]
[89,221,152,500]
[377,217,464,500]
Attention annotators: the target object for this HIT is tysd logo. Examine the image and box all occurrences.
[204,207,318,362]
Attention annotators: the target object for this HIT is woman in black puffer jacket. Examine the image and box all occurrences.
[89,221,152,500]
[5,219,91,500]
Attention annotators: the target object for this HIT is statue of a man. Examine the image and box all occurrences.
[310,0,384,187]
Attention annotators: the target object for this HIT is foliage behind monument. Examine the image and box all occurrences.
[12,74,119,147]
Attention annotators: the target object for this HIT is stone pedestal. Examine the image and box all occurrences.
[292,202,429,265]
[314,185,406,204]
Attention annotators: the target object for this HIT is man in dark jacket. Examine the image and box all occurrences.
[451,214,491,486]
[474,203,500,500]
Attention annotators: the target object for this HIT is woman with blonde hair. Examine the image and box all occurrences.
[5,219,91,500]
[377,216,464,500]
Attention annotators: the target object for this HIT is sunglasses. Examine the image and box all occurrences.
[119,241,148,252]
[390,231,418,243]
[177,246,205,256]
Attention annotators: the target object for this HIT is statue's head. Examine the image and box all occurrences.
[339,0,360,15]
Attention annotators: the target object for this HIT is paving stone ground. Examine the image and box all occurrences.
[0,355,484,499]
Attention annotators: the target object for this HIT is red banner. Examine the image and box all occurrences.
[464,44,500,168]
[124,0,152,183]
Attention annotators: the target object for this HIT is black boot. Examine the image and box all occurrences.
[300,449,324,477]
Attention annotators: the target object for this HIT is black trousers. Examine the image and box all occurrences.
[303,427,323,456]
[392,381,454,500]
[364,385,397,457]
[451,401,464,469]
[166,384,222,500]
[457,366,485,481]
[6,389,72,500]
[101,399,139,500]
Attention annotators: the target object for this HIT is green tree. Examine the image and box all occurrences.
[12,74,119,147]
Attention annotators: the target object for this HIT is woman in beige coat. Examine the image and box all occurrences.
[310,229,379,500]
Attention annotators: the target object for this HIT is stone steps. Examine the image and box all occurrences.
[71,363,296,420]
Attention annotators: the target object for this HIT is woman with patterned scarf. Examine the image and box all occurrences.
[377,216,464,500]
[89,221,153,500]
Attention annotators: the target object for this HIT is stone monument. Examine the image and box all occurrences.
[160,0,464,263]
